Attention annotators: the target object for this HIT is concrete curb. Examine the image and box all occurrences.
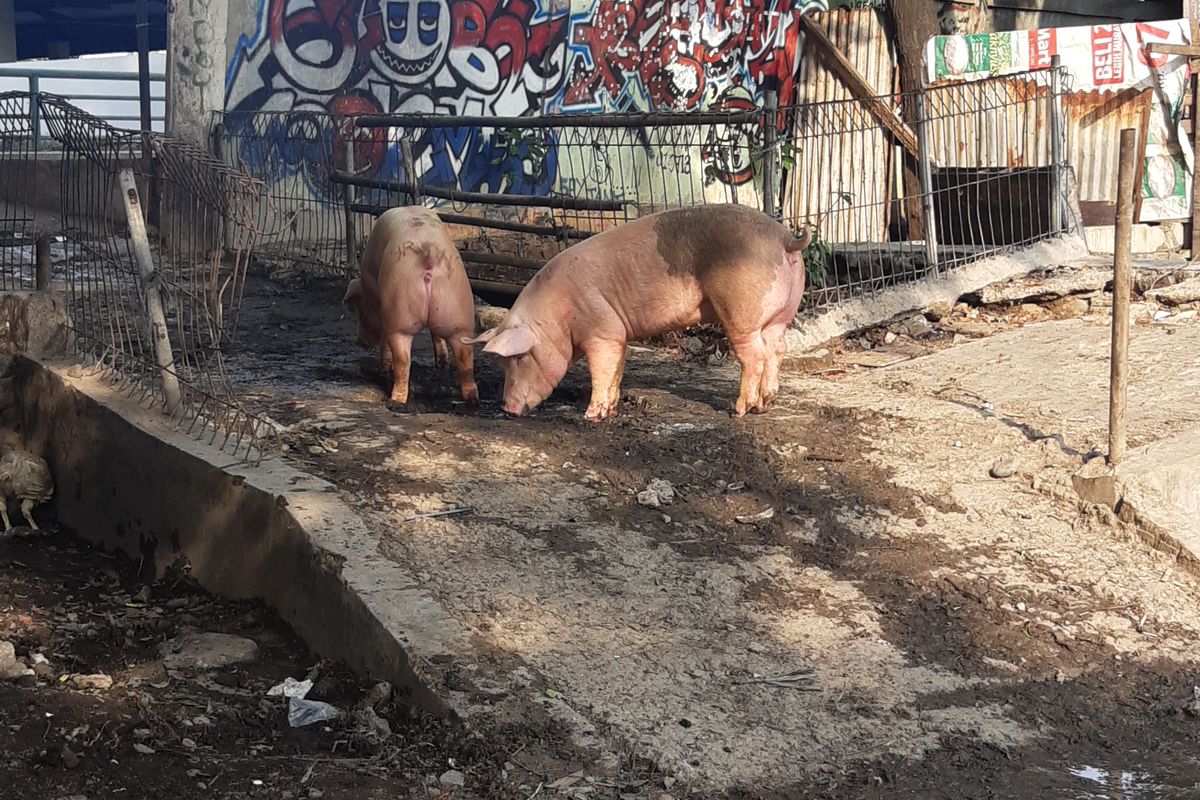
[11,356,471,713]
[786,235,1090,353]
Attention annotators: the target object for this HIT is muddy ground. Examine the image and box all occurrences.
[206,268,1200,798]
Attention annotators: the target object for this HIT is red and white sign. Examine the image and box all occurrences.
[1029,28,1056,70]
[1091,25,1125,85]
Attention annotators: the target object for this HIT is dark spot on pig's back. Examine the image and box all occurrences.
[653,206,785,279]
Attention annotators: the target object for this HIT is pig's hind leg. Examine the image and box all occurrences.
[432,332,450,369]
[727,333,769,417]
[758,323,789,409]
[383,332,415,408]
[448,335,479,405]
[582,339,627,421]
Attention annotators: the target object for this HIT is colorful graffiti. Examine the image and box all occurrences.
[556,0,818,113]
[224,0,827,201]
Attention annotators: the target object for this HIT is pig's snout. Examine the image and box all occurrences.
[501,399,527,417]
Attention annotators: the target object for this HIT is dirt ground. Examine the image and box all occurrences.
[0,528,557,800]
[207,268,1200,798]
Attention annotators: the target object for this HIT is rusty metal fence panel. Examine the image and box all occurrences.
[35,94,272,459]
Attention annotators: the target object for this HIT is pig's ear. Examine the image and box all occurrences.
[461,327,499,346]
[482,325,534,358]
[343,279,361,312]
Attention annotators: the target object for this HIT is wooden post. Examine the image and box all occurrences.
[1109,129,1136,466]
[34,233,50,291]
[762,88,778,218]
[401,138,421,205]
[119,168,182,416]
[1190,11,1200,258]
[914,88,939,274]
[1049,55,1064,234]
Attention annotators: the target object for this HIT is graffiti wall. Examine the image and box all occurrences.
[224,0,826,212]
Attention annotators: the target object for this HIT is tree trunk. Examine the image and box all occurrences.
[889,0,940,240]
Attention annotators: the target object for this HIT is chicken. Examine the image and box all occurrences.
[0,449,53,531]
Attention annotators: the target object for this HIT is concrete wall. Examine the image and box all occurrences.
[9,354,453,711]
[167,0,228,145]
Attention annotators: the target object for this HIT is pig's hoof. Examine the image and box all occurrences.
[584,400,618,421]
[385,398,410,413]
[462,388,479,406]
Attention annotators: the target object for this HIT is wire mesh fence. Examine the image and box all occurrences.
[781,67,1072,308]
[216,67,1073,316]
[35,94,272,459]
[0,91,40,290]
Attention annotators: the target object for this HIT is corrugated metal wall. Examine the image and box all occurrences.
[783,8,896,244]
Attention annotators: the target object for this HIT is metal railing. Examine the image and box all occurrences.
[0,65,166,151]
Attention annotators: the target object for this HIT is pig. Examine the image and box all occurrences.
[465,204,812,420]
[343,207,478,407]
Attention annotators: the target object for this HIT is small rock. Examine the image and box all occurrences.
[1016,602,1027,612]
[68,674,113,691]
[989,458,1018,479]
[181,738,197,750]
[883,331,897,345]
[1048,295,1089,319]
[160,633,259,670]
[923,301,955,321]
[0,640,22,679]
[661,514,672,524]
[67,364,83,378]
[439,769,466,788]
[636,479,675,508]
[30,653,52,678]
[165,597,189,610]
[901,314,933,337]
[133,743,156,755]
[61,744,80,769]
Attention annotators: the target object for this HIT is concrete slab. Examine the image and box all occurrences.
[1115,429,1200,570]
[787,235,1089,352]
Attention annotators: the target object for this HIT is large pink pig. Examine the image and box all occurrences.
[344,207,478,407]
[466,204,812,419]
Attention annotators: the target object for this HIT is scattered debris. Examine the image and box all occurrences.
[732,667,818,691]
[404,507,472,522]
[637,479,676,508]
[67,673,114,691]
[735,508,775,524]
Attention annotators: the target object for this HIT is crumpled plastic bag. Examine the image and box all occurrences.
[287,697,341,727]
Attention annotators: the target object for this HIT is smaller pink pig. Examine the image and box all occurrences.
[343,207,478,407]
[465,204,812,419]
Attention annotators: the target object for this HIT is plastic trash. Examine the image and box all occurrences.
[267,677,313,699]
[288,697,340,727]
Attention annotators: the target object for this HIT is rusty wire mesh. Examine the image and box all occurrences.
[37,94,273,459]
[0,91,40,290]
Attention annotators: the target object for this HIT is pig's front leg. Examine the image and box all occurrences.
[582,340,627,421]
[384,332,414,408]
